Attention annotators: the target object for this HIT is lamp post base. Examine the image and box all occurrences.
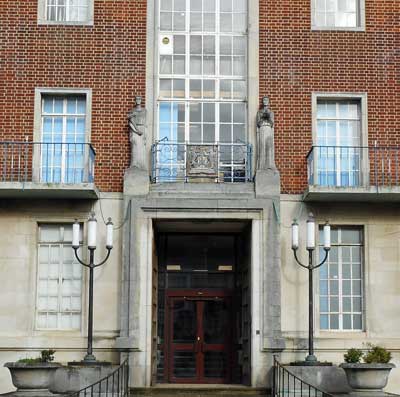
[82,354,97,364]
[305,354,318,363]
[68,359,112,366]
[290,359,333,367]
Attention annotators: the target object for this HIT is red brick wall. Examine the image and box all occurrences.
[0,0,147,192]
[260,0,399,194]
[1,1,398,194]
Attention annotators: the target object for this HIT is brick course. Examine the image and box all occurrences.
[0,1,398,194]
[260,0,399,194]
[0,0,147,192]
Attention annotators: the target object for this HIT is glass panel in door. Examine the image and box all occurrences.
[203,298,230,381]
[168,295,232,383]
[170,299,197,381]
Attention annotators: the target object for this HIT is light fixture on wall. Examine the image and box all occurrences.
[291,213,330,364]
[72,212,113,363]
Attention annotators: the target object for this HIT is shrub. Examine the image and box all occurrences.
[40,349,55,363]
[17,350,56,364]
[344,348,363,363]
[363,345,391,364]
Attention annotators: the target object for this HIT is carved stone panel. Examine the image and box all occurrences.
[186,145,218,177]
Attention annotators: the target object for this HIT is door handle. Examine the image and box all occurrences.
[194,336,201,353]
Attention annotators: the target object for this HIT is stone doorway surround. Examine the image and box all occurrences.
[116,182,285,388]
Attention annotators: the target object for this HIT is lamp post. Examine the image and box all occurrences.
[72,212,113,363]
[291,213,331,364]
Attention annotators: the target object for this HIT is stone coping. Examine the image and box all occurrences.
[4,362,62,369]
[340,363,396,369]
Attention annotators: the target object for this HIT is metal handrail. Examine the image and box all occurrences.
[151,139,252,183]
[307,145,400,158]
[0,141,95,184]
[307,145,400,188]
[272,356,334,397]
[67,358,129,397]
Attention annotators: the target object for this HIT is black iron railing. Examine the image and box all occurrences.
[273,357,333,397]
[151,138,252,183]
[68,359,129,397]
[307,145,400,188]
[0,141,95,184]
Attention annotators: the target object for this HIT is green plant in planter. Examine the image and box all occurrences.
[363,344,391,364]
[344,348,363,363]
[17,350,56,364]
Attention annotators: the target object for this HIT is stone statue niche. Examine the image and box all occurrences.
[256,96,276,171]
[128,96,147,170]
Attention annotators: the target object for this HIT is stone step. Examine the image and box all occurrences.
[130,386,270,397]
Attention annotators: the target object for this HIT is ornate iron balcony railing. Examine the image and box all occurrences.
[151,139,252,183]
[307,145,400,188]
[0,141,95,184]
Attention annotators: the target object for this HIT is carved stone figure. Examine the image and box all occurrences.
[128,96,147,170]
[256,96,276,170]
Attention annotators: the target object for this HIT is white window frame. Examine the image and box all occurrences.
[36,223,84,331]
[156,0,248,144]
[147,0,259,176]
[150,0,260,144]
[311,92,368,186]
[37,0,94,25]
[317,225,365,332]
[311,0,366,31]
[33,88,92,183]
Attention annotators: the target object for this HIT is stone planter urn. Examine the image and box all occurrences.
[4,362,62,393]
[340,363,395,391]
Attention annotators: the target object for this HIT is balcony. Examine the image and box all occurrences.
[0,141,98,199]
[151,139,252,183]
[305,145,400,202]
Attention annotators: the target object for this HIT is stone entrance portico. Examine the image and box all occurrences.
[116,178,284,387]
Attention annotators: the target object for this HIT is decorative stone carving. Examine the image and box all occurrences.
[186,145,218,178]
[128,96,147,170]
[256,96,276,171]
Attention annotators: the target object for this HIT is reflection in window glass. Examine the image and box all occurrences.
[41,95,87,183]
[46,0,89,22]
[319,226,363,331]
[37,224,82,330]
[316,99,361,187]
[158,0,247,144]
[314,0,360,28]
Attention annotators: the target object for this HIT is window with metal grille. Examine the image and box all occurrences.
[36,224,83,330]
[319,226,364,331]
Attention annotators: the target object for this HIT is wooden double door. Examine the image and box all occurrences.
[166,290,232,383]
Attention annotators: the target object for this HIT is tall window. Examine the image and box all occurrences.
[41,95,87,183]
[46,0,89,22]
[316,99,361,186]
[157,0,248,180]
[319,227,363,331]
[37,224,83,330]
[312,0,363,29]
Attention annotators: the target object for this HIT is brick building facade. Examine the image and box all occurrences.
[0,0,399,393]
